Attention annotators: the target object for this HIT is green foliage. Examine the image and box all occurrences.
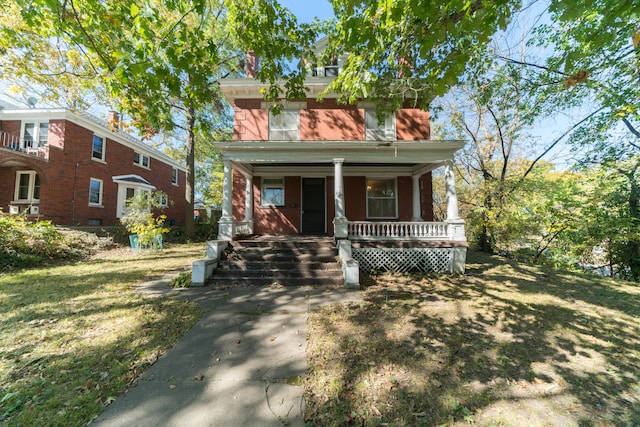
[170,271,192,288]
[120,191,170,249]
[0,211,95,269]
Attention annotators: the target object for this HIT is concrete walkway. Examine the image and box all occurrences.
[91,274,362,427]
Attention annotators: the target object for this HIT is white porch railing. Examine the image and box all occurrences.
[347,221,451,241]
[233,221,254,236]
[0,131,49,159]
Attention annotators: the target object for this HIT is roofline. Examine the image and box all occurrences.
[0,108,186,171]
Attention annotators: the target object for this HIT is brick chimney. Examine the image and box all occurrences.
[246,51,259,78]
[107,110,120,130]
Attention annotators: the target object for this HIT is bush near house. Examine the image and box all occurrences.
[0,211,102,270]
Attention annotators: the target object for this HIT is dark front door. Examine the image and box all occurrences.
[301,178,326,234]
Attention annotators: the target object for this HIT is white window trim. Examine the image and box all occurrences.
[133,151,150,169]
[14,171,40,202]
[366,177,398,219]
[89,178,104,207]
[113,175,156,218]
[365,110,395,141]
[268,110,300,140]
[91,134,106,162]
[20,121,49,150]
[171,168,179,186]
[157,193,169,207]
[260,177,285,207]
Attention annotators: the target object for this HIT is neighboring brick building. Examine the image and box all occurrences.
[215,41,468,274]
[0,106,186,226]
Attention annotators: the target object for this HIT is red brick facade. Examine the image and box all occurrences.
[0,112,186,226]
[229,98,434,236]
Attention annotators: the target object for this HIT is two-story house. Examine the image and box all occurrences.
[0,104,186,226]
[214,48,467,276]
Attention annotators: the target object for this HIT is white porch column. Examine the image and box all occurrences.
[412,175,422,221]
[333,158,348,238]
[444,160,459,220]
[243,173,254,234]
[244,174,253,222]
[218,160,234,240]
[444,160,466,273]
[444,159,466,244]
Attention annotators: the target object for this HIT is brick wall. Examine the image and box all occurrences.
[0,118,186,226]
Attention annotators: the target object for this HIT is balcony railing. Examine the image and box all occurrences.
[0,131,49,159]
[347,221,451,241]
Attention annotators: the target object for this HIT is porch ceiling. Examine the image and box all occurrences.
[215,139,466,165]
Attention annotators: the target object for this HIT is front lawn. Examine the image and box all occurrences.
[305,252,640,426]
[0,244,204,426]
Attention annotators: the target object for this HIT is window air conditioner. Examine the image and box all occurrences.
[30,206,39,215]
[9,205,20,215]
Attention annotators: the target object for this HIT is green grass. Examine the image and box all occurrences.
[0,244,205,426]
[305,251,640,426]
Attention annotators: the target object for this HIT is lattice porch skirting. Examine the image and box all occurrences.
[352,247,454,273]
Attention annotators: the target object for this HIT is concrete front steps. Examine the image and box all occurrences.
[208,236,344,287]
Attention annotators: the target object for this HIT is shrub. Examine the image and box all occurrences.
[0,211,97,270]
[120,191,170,251]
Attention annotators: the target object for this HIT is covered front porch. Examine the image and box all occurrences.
[215,140,467,278]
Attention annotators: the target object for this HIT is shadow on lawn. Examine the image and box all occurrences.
[305,252,640,426]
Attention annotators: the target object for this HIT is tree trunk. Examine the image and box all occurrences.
[184,102,196,238]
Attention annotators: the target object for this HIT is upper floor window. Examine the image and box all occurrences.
[89,178,103,206]
[366,178,397,219]
[21,121,49,149]
[268,110,299,140]
[14,171,40,202]
[134,151,150,168]
[261,177,285,206]
[92,135,105,161]
[365,110,395,141]
[171,168,178,185]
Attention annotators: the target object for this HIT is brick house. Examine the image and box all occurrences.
[0,106,186,226]
[214,47,468,277]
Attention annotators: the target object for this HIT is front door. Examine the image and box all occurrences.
[301,178,325,234]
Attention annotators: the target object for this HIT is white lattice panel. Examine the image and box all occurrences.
[353,248,452,273]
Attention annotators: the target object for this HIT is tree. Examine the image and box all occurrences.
[8,0,243,237]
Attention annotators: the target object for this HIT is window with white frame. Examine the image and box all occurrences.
[171,168,178,185]
[365,110,395,141]
[366,178,397,218]
[268,110,299,140]
[157,192,168,207]
[89,178,103,206]
[261,177,285,206]
[92,135,105,161]
[133,151,150,168]
[14,171,40,202]
[21,121,49,149]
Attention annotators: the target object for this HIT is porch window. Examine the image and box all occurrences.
[92,135,105,161]
[367,178,397,219]
[21,121,49,149]
[89,178,103,206]
[261,177,285,206]
[113,175,156,217]
[268,110,299,140]
[14,171,40,201]
[365,110,395,141]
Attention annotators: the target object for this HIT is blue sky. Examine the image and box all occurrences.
[282,0,334,23]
